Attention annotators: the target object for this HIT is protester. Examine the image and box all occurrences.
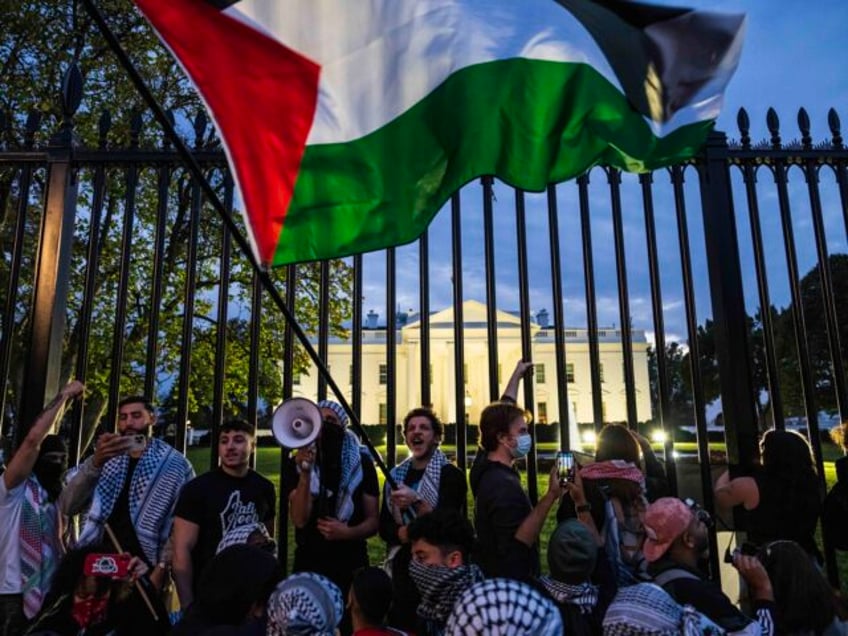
[172,419,276,607]
[25,546,169,636]
[406,509,482,635]
[172,544,282,635]
[643,496,776,634]
[537,519,604,634]
[756,539,848,635]
[266,572,344,636]
[379,407,466,630]
[601,582,725,635]
[0,379,84,634]
[444,578,563,635]
[349,567,405,636]
[714,428,823,563]
[60,395,195,598]
[558,423,650,586]
[283,399,379,630]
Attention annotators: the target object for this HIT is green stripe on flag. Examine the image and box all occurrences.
[277,58,712,266]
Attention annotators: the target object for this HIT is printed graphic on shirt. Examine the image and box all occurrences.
[219,490,259,535]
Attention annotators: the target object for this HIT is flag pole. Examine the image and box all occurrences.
[80,0,399,489]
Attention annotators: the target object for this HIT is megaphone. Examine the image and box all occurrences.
[271,397,323,449]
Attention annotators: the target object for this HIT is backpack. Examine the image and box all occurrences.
[823,479,848,551]
[600,490,651,586]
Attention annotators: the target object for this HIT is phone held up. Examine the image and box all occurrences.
[125,434,146,454]
[555,451,575,486]
[83,553,133,578]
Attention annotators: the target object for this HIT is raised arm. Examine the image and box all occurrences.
[501,360,533,403]
[3,380,84,491]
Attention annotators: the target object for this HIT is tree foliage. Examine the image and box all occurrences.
[1,2,353,450]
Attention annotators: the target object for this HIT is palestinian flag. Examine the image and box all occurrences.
[133,0,745,268]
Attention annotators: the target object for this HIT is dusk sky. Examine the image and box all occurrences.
[354,1,848,354]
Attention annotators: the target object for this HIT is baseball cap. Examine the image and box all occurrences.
[548,519,598,581]
[643,497,695,563]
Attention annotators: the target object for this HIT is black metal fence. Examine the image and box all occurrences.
[2,69,846,584]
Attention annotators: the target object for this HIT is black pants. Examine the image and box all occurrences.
[0,594,26,636]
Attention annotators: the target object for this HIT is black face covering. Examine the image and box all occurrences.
[316,421,344,512]
[33,457,66,501]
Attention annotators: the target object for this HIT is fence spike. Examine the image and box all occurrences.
[797,108,812,150]
[98,109,111,148]
[766,107,781,148]
[61,63,83,120]
[129,109,143,147]
[193,110,208,148]
[164,109,175,148]
[24,110,42,147]
[828,108,843,149]
[737,108,751,149]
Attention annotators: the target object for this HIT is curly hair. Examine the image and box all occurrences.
[403,407,443,438]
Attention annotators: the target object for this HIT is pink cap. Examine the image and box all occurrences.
[643,497,695,563]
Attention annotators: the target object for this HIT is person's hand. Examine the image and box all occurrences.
[545,464,565,502]
[565,464,587,506]
[317,517,350,541]
[390,485,420,510]
[93,433,131,468]
[294,445,316,472]
[512,360,534,378]
[125,555,149,583]
[732,553,773,601]
[398,525,409,544]
[61,380,85,402]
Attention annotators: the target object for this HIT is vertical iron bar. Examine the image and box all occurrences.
[210,176,233,469]
[546,184,570,449]
[578,174,604,429]
[174,172,202,454]
[803,161,848,422]
[247,269,261,468]
[697,131,759,470]
[641,173,677,495]
[352,255,363,419]
[69,159,107,464]
[609,168,638,429]
[672,164,720,581]
[482,176,499,402]
[386,248,397,467]
[515,188,538,504]
[450,193,467,473]
[773,160,826,478]
[741,161,784,428]
[418,232,431,408]
[279,264,297,573]
[317,261,330,401]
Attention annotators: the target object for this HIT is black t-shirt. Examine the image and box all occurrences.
[105,457,148,564]
[282,452,379,574]
[174,468,276,583]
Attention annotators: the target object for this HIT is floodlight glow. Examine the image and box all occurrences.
[651,429,668,444]
[581,430,597,446]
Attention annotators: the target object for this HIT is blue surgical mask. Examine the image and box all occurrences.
[510,433,532,459]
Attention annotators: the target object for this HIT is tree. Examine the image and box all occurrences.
[648,341,694,428]
[1,2,353,450]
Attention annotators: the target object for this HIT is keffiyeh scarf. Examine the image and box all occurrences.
[602,583,725,636]
[580,459,646,489]
[20,477,61,618]
[77,438,194,564]
[304,428,364,522]
[537,576,599,615]
[216,521,274,555]
[409,560,484,626]
[445,578,563,636]
[267,572,343,636]
[385,448,448,525]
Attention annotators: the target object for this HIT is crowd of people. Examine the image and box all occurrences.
[1,362,847,635]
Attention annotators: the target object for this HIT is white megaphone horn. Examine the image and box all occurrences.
[271,397,323,449]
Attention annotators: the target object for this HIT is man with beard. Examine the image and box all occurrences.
[406,509,482,636]
[378,407,466,631]
[59,395,195,595]
[171,419,276,608]
[0,379,84,635]
[644,496,776,634]
[283,399,379,606]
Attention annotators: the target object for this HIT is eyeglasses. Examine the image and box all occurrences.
[683,497,714,529]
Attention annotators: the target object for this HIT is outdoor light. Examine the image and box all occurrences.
[581,430,597,446]
[464,391,472,409]
[651,429,668,444]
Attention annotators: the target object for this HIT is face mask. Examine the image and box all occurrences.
[510,434,532,459]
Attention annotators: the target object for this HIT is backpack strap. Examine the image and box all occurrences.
[652,567,700,588]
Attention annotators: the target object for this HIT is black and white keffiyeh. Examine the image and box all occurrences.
[385,448,449,525]
[302,428,364,522]
[409,559,484,626]
[215,521,273,555]
[602,583,725,636]
[267,572,344,636]
[444,578,563,636]
[538,576,599,615]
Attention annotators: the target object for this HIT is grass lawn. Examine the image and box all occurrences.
[186,442,848,589]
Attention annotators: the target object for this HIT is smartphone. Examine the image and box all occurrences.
[83,553,132,578]
[124,434,146,453]
[555,451,575,485]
